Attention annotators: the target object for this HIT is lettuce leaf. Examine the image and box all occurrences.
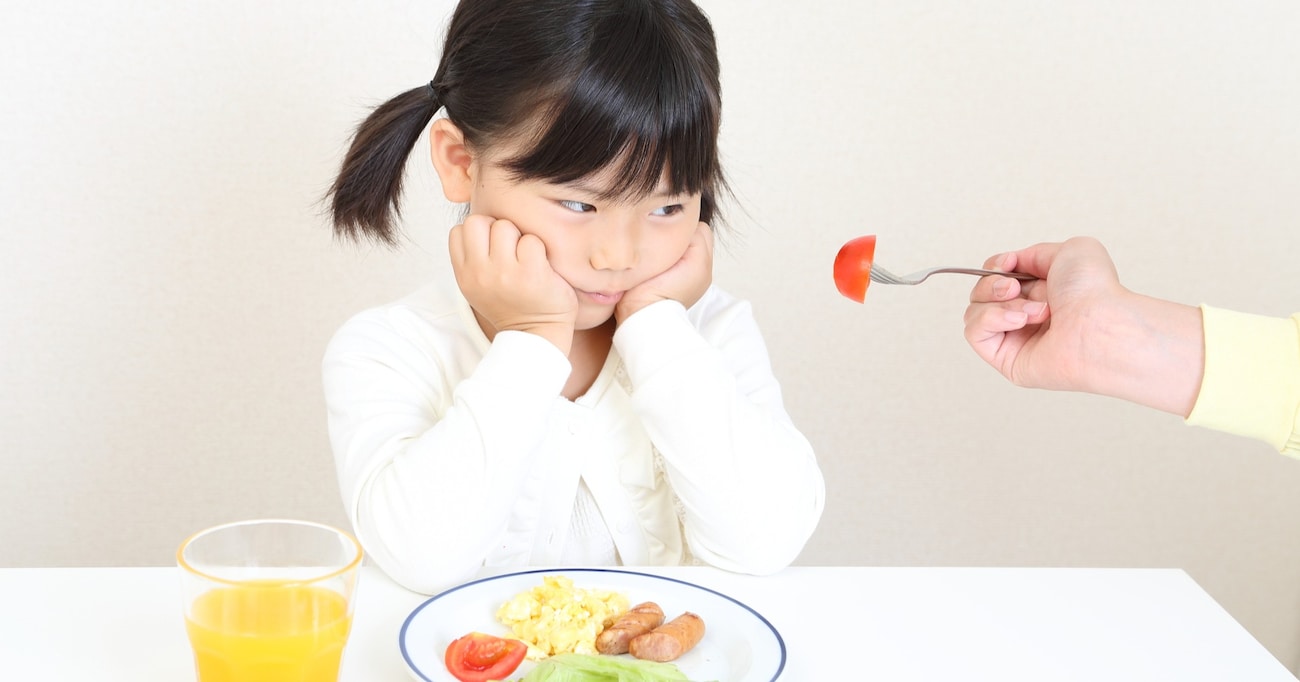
[513,653,711,682]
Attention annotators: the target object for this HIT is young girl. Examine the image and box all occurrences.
[323,0,825,595]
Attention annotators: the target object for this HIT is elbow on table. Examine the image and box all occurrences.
[690,503,825,576]
[693,534,810,576]
[356,527,482,595]
[349,492,489,595]
[736,475,826,574]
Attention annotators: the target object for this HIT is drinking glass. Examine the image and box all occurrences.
[177,519,363,682]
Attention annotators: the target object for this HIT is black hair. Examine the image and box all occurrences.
[327,0,727,246]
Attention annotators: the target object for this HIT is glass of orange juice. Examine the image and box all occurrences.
[177,519,363,682]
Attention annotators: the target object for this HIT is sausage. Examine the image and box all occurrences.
[595,602,665,655]
[628,611,705,662]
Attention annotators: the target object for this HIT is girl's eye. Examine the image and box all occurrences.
[559,200,596,213]
[651,204,683,217]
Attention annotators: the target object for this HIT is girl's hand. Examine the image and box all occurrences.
[449,215,578,354]
[615,222,714,324]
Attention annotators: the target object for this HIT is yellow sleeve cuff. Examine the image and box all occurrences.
[1185,306,1300,455]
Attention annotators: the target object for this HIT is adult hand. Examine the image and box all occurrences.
[963,236,1125,392]
[615,222,715,323]
[449,215,578,354]
[963,236,1203,415]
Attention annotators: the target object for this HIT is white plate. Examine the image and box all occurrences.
[400,567,786,681]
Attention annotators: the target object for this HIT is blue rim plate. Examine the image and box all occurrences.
[400,567,786,681]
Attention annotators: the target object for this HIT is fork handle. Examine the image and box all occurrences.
[937,268,1037,280]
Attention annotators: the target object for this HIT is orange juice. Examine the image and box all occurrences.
[184,582,352,682]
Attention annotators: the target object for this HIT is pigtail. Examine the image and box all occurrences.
[327,84,442,246]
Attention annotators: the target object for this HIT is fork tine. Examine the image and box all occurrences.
[869,264,904,284]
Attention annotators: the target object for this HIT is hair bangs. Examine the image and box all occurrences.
[502,2,722,208]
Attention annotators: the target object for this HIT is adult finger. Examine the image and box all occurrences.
[963,303,1020,362]
[969,274,1023,303]
[964,297,1047,328]
[981,251,1015,271]
[1007,241,1065,279]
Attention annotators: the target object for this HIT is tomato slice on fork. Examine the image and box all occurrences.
[833,234,877,303]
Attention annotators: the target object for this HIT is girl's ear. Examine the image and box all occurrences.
[429,118,475,203]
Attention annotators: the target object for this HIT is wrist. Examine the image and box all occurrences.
[519,322,573,356]
[615,296,660,325]
[1080,290,1204,416]
[471,309,574,356]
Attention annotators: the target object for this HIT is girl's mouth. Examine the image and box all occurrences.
[579,289,625,305]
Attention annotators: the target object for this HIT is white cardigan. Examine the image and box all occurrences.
[323,282,825,594]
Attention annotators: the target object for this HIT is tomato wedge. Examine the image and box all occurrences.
[833,234,877,303]
[444,632,528,682]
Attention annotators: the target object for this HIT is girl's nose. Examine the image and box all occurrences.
[589,221,638,271]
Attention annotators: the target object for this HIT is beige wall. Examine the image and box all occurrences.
[4,0,1300,671]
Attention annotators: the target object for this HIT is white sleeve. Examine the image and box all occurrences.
[323,310,569,594]
[612,294,826,575]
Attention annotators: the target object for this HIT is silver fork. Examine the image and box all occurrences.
[869,264,1037,286]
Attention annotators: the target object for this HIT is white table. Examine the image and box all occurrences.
[0,565,1295,681]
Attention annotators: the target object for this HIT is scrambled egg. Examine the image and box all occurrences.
[496,575,630,660]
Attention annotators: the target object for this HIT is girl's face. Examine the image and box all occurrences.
[467,153,703,331]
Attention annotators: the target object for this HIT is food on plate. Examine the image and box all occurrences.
[513,653,694,681]
[833,234,877,303]
[628,612,705,663]
[595,601,666,655]
[496,575,630,659]
[444,631,528,682]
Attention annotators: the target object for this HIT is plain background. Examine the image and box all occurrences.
[4,0,1299,672]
